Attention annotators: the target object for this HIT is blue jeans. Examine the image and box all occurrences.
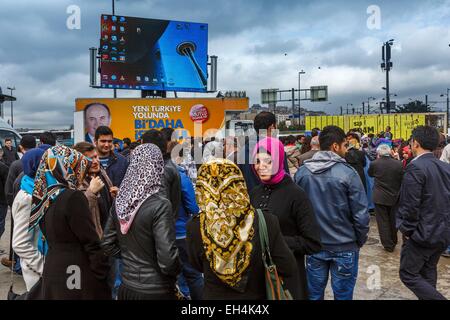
[112,258,122,300]
[176,238,204,300]
[0,204,8,239]
[306,250,359,300]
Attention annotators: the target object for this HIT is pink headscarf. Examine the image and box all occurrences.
[252,137,287,185]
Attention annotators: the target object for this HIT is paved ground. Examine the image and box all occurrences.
[0,211,449,300]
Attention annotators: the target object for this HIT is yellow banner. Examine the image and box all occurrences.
[306,114,426,139]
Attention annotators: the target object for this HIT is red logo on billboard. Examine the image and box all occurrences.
[190,104,209,123]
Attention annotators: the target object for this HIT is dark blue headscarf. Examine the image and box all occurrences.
[21,148,45,195]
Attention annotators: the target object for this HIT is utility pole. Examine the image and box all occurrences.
[362,102,365,114]
[298,70,305,126]
[381,40,394,113]
[7,86,15,127]
[447,88,449,130]
[340,106,343,115]
[291,88,295,126]
[441,88,450,130]
[367,97,375,115]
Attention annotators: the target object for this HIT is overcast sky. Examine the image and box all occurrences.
[0,0,449,128]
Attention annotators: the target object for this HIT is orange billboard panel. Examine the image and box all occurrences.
[75,98,249,141]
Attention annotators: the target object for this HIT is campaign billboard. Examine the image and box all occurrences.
[99,15,208,92]
[75,98,249,143]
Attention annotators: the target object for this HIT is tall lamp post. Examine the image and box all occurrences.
[440,88,450,130]
[7,86,15,127]
[381,39,394,113]
[298,69,305,127]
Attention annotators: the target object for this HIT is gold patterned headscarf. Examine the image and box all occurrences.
[196,158,255,292]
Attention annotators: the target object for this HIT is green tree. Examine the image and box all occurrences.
[395,100,431,113]
[278,121,288,131]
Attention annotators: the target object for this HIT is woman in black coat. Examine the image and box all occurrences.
[345,138,367,191]
[186,158,298,299]
[29,145,111,300]
[249,137,322,300]
[102,143,181,300]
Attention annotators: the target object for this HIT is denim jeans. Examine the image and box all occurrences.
[306,250,359,300]
[176,238,204,300]
[112,258,123,300]
[0,204,8,239]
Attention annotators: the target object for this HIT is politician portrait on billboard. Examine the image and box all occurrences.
[84,102,112,143]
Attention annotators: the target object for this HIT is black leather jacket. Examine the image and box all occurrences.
[161,159,181,220]
[102,193,181,294]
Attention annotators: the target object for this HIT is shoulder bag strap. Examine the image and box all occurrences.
[256,209,274,266]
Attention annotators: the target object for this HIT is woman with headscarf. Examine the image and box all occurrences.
[249,137,322,300]
[12,148,45,291]
[186,158,297,299]
[345,136,367,192]
[102,143,181,300]
[284,135,302,177]
[29,145,111,299]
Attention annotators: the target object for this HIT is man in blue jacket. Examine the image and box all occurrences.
[295,125,369,300]
[94,126,128,189]
[175,166,203,299]
[397,126,450,300]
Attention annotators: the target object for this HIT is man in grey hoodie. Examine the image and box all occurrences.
[295,125,369,300]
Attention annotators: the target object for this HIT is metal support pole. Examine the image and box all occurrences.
[209,55,218,92]
[386,67,390,113]
[291,88,295,125]
[447,88,449,130]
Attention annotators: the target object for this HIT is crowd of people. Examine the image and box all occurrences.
[0,111,449,300]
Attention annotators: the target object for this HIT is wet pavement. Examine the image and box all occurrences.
[0,211,449,300]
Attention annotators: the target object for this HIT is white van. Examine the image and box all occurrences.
[0,117,22,149]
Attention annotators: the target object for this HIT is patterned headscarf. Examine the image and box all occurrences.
[29,145,90,230]
[196,158,254,292]
[115,143,164,234]
[347,138,361,150]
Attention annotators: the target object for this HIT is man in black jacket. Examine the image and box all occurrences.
[2,138,19,167]
[396,126,450,300]
[369,144,404,252]
[5,135,39,206]
[142,129,181,220]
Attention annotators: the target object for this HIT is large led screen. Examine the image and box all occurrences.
[99,15,208,92]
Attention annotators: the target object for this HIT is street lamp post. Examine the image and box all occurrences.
[7,86,15,127]
[381,39,394,113]
[440,88,450,130]
[298,70,305,127]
